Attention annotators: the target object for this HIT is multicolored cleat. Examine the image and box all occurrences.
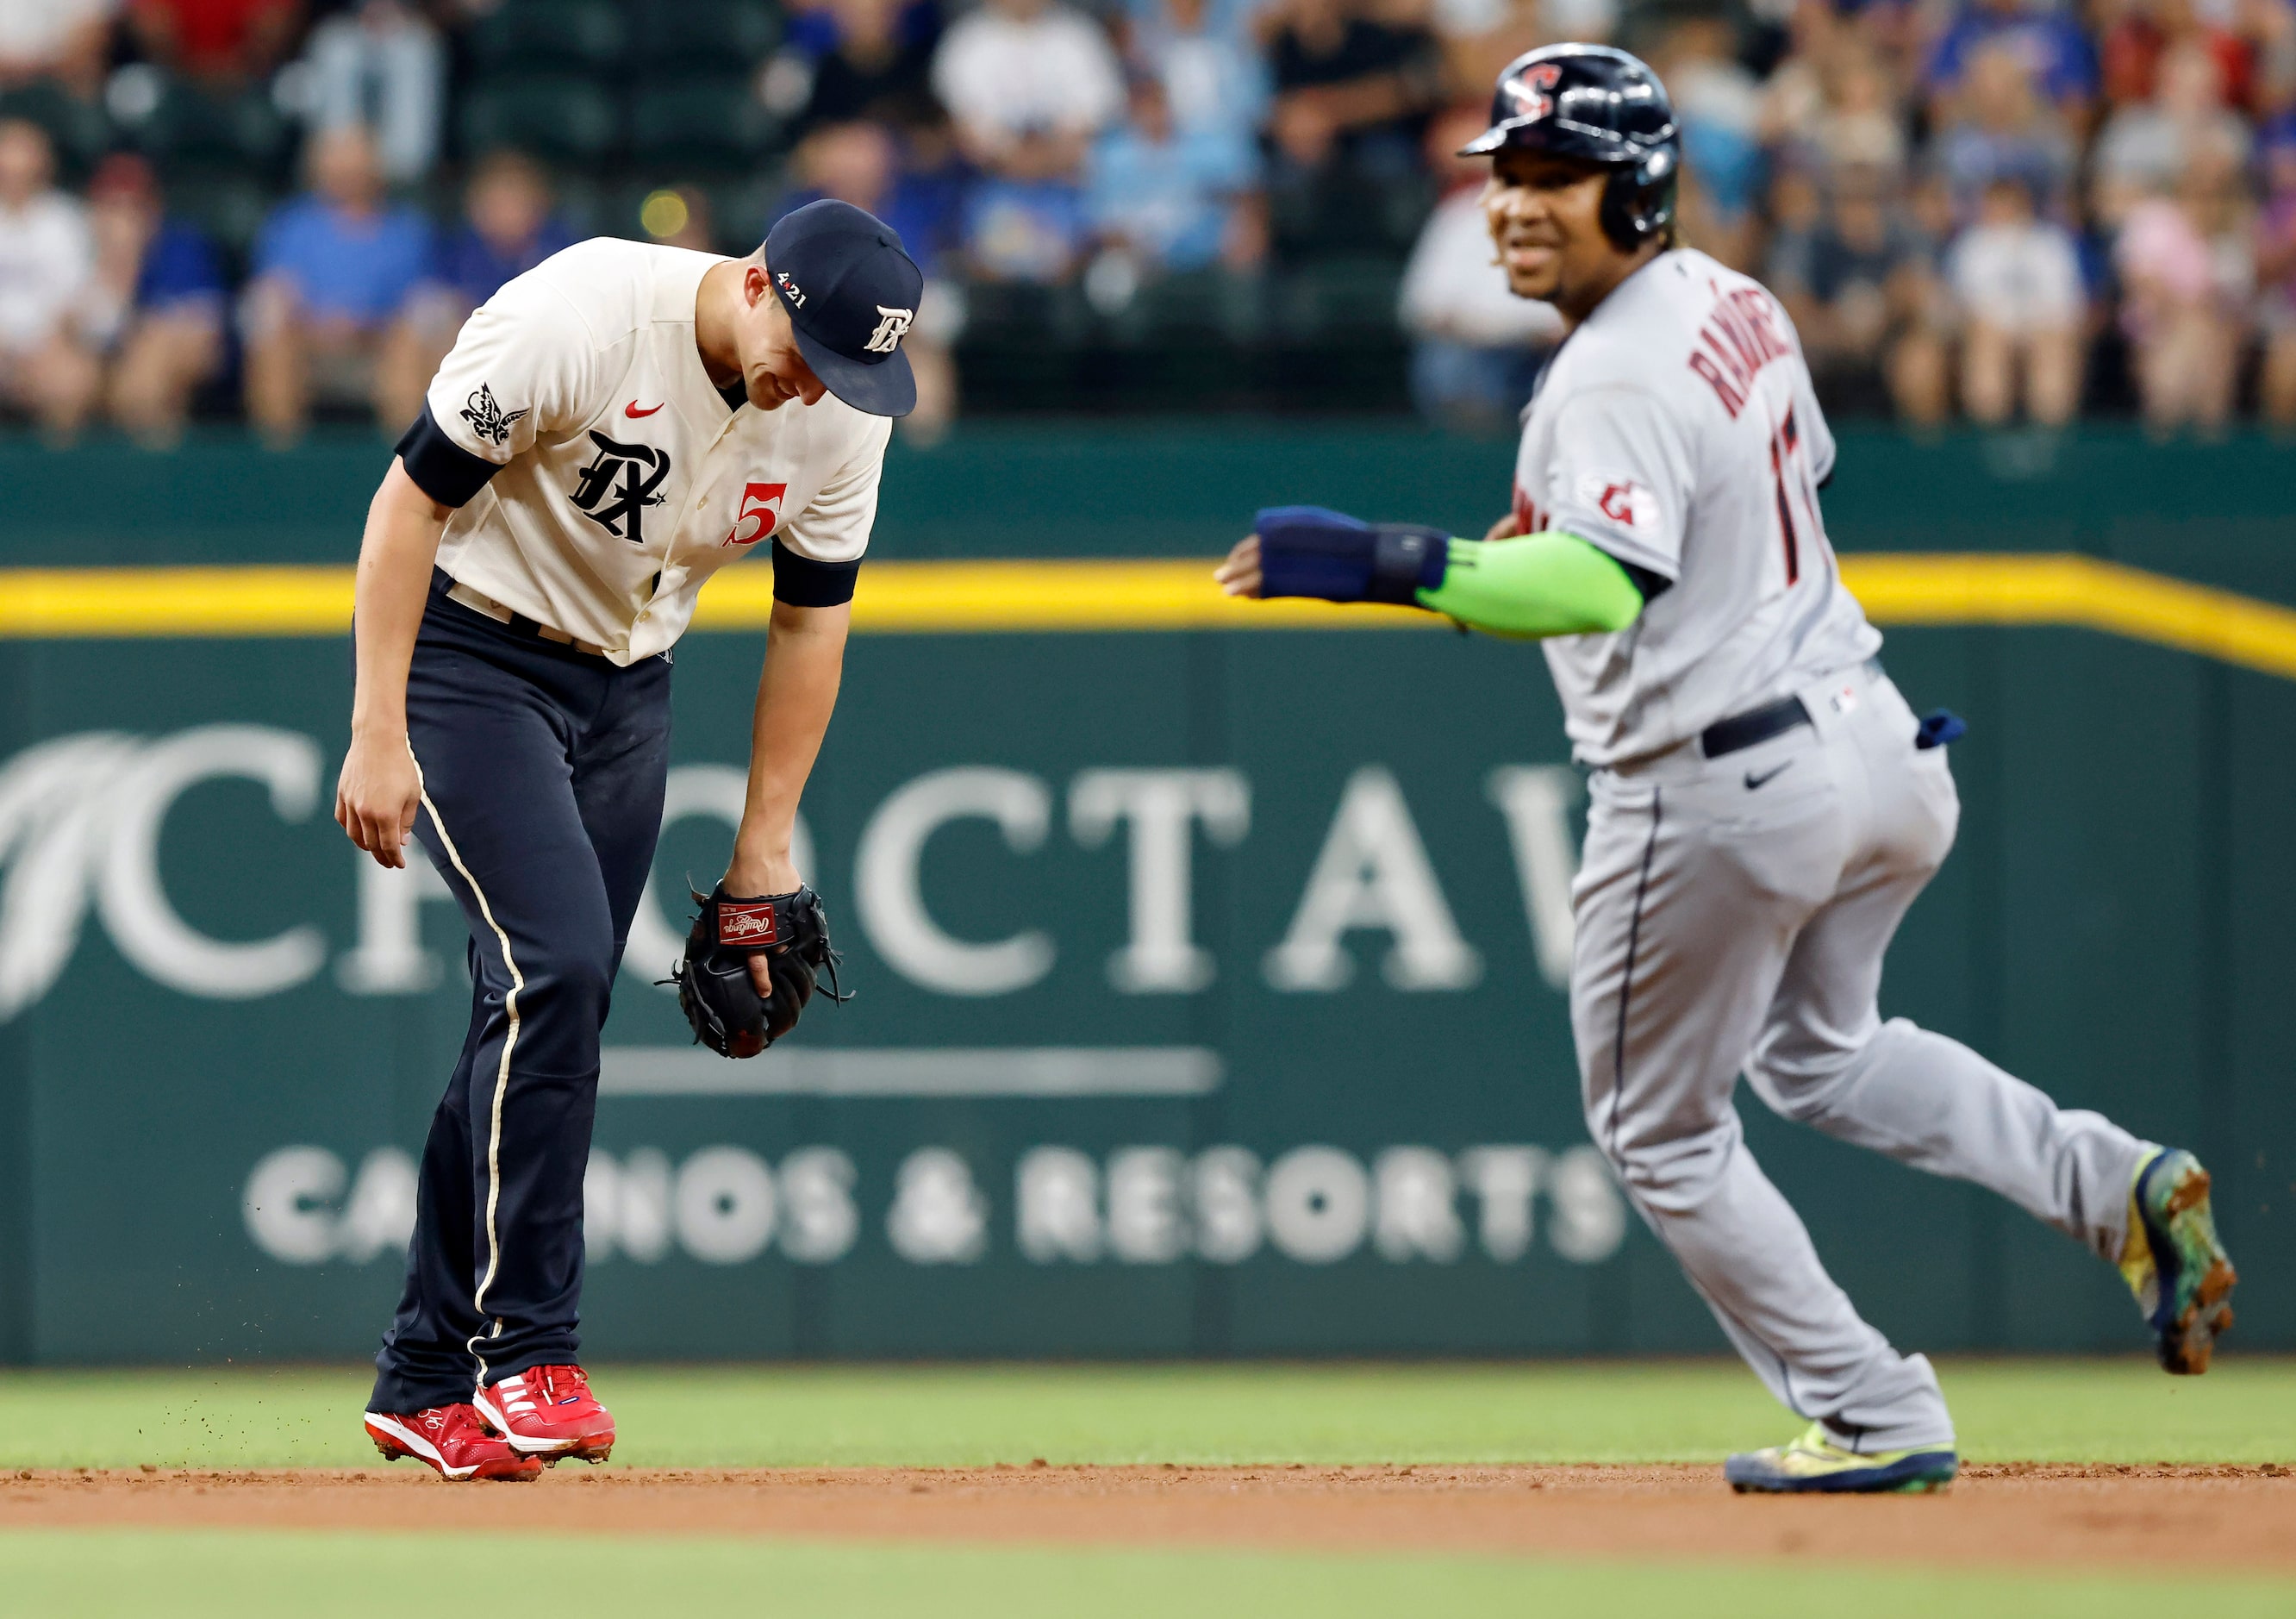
[2120,1147,2237,1374]
[1724,1422,1958,1495]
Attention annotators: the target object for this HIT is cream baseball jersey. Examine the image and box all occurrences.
[405,237,891,666]
[1512,247,1879,768]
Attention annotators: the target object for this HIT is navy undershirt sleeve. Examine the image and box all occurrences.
[771,539,861,607]
[1615,558,1670,602]
[394,404,501,509]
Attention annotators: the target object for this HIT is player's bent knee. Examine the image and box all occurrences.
[494,949,617,1078]
[1584,1116,1740,1215]
[1747,1057,1861,1125]
[1747,1016,1905,1126]
[514,944,616,1022]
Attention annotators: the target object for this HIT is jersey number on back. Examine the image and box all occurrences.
[1767,406,1821,588]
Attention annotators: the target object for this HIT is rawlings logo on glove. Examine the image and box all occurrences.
[668,884,849,1059]
[716,903,779,947]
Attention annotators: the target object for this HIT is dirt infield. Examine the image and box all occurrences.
[3,1463,2289,1569]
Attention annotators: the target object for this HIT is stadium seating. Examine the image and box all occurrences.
[464,0,629,76]
[128,82,291,184]
[459,76,623,166]
[627,79,780,175]
[0,82,109,181]
[168,172,276,261]
[627,0,782,72]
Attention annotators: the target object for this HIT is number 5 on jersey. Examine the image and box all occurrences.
[726,481,789,547]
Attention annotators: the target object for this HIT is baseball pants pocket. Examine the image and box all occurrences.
[1694,772,1851,912]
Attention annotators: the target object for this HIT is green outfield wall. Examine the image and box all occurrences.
[0,426,2289,1365]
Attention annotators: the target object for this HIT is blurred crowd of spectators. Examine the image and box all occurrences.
[0,0,2290,444]
[1676,0,2296,436]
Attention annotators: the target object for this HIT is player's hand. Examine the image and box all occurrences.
[722,853,802,1000]
[336,733,422,869]
[1214,534,1263,597]
[672,883,848,1057]
[1482,513,1520,542]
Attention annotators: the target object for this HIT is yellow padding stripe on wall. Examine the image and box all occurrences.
[0,566,356,638]
[1841,553,2296,680]
[3,554,2296,679]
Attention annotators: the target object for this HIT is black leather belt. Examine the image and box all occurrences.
[1700,658,1884,759]
[1700,695,1810,759]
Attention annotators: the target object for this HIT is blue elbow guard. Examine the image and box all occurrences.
[1255,505,1449,605]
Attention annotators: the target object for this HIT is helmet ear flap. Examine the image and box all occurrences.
[1599,145,1680,251]
[1597,167,1643,250]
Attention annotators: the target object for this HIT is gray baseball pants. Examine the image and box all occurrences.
[1570,660,2151,1452]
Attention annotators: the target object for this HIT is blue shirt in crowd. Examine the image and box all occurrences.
[1085,125,1256,271]
[1122,0,1271,152]
[253,197,433,324]
[965,179,1087,284]
[427,218,575,308]
[1681,118,1764,222]
[1925,8,2099,106]
[136,219,226,312]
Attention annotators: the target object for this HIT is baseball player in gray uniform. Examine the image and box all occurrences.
[1217,45,2237,1493]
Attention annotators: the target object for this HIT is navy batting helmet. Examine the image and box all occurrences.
[1461,44,1681,251]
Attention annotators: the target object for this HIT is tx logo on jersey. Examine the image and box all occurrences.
[864,305,914,353]
[1502,61,1562,123]
[571,432,671,545]
[459,384,527,447]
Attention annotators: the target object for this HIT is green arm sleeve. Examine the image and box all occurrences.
[1414,531,1646,640]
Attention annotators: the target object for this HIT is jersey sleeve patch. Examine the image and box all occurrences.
[770,538,862,608]
[1572,473,1662,534]
[394,404,502,509]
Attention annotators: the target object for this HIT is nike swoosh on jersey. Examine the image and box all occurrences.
[624,401,664,418]
[1744,761,1794,790]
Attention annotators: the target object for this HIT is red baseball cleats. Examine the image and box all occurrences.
[365,1403,544,1482]
[471,1364,616,1463]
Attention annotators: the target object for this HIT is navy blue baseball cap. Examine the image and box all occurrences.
[764,199,923,418]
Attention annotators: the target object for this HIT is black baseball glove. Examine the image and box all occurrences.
[670,884,849,1058]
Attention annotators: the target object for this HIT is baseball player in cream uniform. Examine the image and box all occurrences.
[1220,47,2237,1493]
[334,200,919,1481]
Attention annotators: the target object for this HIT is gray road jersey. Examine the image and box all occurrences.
[1512,248,1880,767]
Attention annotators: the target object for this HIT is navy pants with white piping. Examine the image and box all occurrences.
[368,574,671,1413]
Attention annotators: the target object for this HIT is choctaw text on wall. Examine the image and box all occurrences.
[0,619,2273,1360]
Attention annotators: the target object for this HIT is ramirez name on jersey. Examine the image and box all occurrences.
[1511,249,1879,770]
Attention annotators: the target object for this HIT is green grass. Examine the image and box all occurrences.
[0,1532,2288,1619]
[3,1365,2288,1615]
[0,1357,2287,1470]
